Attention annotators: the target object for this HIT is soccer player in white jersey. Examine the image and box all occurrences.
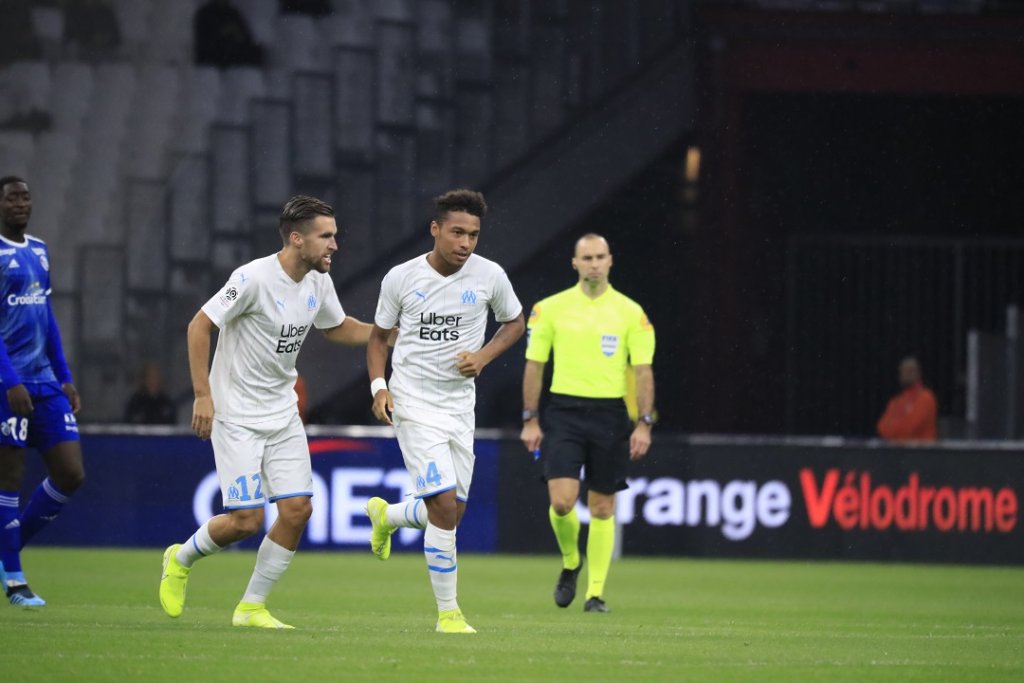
[366,189,525,634]
[159,195,378,629]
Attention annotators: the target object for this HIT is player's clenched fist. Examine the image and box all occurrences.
[192,395,214,440]
[372,388,394,425]
[455,350,489,378]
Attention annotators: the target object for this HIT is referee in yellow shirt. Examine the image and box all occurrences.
[520,233,656,613]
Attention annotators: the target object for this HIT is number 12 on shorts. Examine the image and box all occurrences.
[233,473,264,502]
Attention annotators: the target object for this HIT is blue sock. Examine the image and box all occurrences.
[0,490,23,574]
[20,478,71,548]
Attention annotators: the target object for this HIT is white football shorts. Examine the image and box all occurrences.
[211,411,312,509]
[393,404,475,502]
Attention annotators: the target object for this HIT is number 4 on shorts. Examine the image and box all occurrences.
[425,462,442,487]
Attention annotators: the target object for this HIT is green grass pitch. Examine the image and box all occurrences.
[2,548,1022,682]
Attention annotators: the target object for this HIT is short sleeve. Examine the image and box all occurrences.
[627,308,655,366]
[489,268,523,323]
[524,300,554,362]
[374,270,401,328]
[202,268,256,328]
[313,276,346,329]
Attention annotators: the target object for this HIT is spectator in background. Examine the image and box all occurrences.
[877,356,938,443]
[193,0,264,68]
[63,0,122,61]
[124,362,176,425]
[0,68,52,134]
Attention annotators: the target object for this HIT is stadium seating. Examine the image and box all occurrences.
[216,67,267,125]
[127,65,181,180]
[68,63,135,245]
[2,0,690,420]
[0,131,34,178]
[174,66,222,154]
[272,14,322,70]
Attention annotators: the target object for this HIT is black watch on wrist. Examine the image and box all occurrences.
[522,409,539,422]
[638,414,655,426]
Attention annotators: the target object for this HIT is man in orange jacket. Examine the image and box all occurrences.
[877,356,938,443]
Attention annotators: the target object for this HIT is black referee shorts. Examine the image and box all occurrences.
[541,393,632,494]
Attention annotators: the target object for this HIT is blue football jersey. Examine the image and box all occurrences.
[0,234,58,384]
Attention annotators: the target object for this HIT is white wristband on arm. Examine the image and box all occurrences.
[370,377,388,397]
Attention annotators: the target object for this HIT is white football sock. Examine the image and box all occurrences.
[241,536,295,605]
[176,519,223,568]
[424,522,458,612]
[386,498,426,529]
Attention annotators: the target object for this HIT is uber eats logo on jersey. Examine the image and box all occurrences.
[419,312,462,341]
[276,323,309,353]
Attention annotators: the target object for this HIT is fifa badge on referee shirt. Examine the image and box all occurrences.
[601,335,619,357]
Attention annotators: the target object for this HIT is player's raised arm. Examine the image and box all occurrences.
[187,309,216,440]
[367,324,394,425]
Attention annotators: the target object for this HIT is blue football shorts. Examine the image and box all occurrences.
[0,380,80,452]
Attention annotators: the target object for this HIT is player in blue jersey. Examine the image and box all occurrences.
[0,176,84,607]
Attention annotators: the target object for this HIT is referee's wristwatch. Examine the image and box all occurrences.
[637,414,656,427]
[522,409,540,422]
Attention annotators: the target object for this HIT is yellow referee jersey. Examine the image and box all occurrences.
[524,284,655,399]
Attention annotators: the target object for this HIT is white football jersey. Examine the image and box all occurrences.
[375,253,522,414]
[202,254,345,424]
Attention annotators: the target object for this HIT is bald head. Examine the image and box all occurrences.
[572,233,613,290]
[574,233,609,257]
[898,356,922,388]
